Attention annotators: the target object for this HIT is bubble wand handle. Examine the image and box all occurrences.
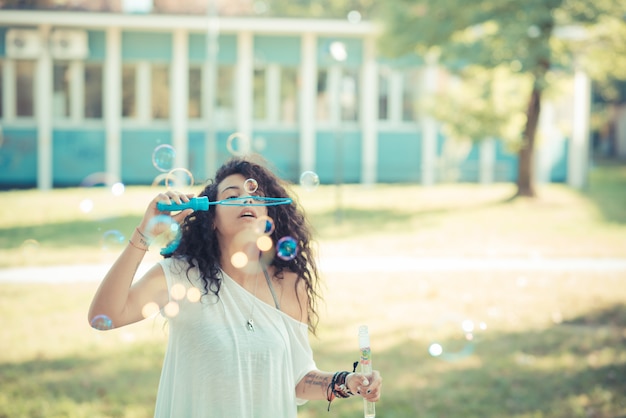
[359,325,376,418]
[156,196,210,212]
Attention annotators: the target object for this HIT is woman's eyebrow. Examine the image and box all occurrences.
[219,185,241,194]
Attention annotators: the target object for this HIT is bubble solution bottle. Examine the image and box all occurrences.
[359,325,376,418]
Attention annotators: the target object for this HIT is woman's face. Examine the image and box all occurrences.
[213,173,269,240]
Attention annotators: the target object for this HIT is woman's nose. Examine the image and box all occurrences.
[243,196,254,205]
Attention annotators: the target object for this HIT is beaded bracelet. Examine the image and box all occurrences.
[326,361,359,411]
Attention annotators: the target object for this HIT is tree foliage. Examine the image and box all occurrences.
[376,0,626,196]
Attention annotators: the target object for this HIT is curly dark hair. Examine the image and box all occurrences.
[164,155,321,334]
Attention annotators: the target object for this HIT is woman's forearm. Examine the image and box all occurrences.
[87,228,149,326]
[296,370,333,400]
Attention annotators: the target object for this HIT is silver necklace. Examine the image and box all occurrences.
[246,268,260,332]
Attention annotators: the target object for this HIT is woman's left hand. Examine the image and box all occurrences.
[346,370,382,402]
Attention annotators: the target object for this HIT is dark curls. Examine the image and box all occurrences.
[164,155,321,334]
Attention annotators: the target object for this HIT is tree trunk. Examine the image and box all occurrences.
[516,82,542,198]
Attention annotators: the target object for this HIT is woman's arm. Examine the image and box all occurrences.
[296,368,382,403]
[87,191,193,329]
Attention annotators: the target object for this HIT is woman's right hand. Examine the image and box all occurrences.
[138,191,195,238]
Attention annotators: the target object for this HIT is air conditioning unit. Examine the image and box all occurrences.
[5,29,42,59]
[50,29,89,60]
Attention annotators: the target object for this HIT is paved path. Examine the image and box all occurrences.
[1,257,625,283]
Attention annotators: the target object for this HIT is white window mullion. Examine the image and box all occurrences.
[236,31,253,143]
[266,63,280,124]
[389,70,403,123]
[3,60,16,121]
[136,61,151,123]
[328,65,341,126]
[70,60,84,123]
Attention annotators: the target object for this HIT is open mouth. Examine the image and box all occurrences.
[240,210,256,218]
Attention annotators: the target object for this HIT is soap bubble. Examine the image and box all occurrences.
[152,144,176,172]
[254,216,275,235]
[276,236,298,261]
[244,178,258,194]
[101,230,126,251]
[347,10,362,23]
[165,168,194,189]
[90,314,114,330]
[226,132,250,156]
[299,171,320,191]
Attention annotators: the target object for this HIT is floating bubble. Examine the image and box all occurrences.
[151,173,169,188]
[231,251,248,268]
[79,198,94,213]
[165,168,194,190]
[347,10,362,23]
[254,216,275,235]
[226,132,250,156]
[299,171,320,191]
[20,239,40,255]
[243,178,258,194]
[276,236,298,261]
[256,235,273,252]
[101,230,126,251]
[144,214,181,256]
[111,182,125,196]
[90,314,114,330]
[80,172,119,188]
[152,144,176,172]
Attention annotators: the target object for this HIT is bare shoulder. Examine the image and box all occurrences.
[274,269,309,324]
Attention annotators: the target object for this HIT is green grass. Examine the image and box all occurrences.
[1,161,626,417]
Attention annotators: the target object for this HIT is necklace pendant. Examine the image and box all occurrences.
[246,318,255,332]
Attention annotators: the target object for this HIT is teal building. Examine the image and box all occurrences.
[0,9,586,189]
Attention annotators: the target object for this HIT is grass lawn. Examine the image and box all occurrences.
[0,161,625,417]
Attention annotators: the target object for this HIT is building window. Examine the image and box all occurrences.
[16,60,35,117]
[216,65,234,123]
[378,70,390,120]
[53,62,70,119]
[340,68,359,121]
[280,67,298,123]
[0,62,3,118]
[151,64,169,119]
[84,63,103,119]
[121,64,136,118]
[253,67,266,120]
[188,66,202,119]
[316,69,329,122]
[402,69,421,122]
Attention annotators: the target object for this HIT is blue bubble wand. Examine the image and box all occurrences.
[155,196,292,255]
[156,196,292,211]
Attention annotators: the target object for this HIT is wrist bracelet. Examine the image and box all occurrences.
[326,361,359,411]
[128,239,149,251]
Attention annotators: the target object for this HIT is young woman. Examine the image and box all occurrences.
[88,156,382,417]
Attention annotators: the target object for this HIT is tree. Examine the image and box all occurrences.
[377,0,626,197]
